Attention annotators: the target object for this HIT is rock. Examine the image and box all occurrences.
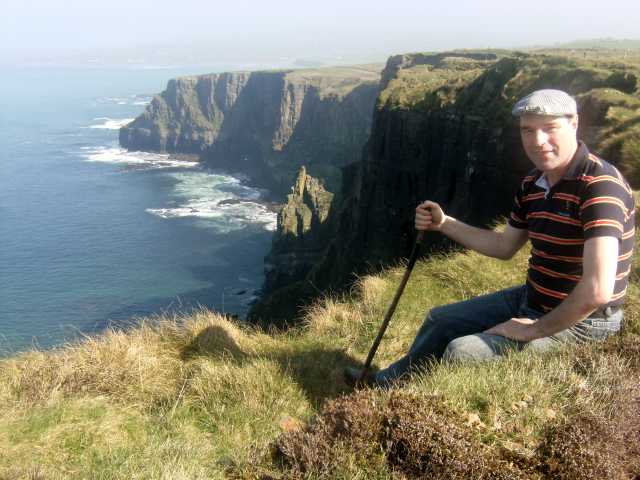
[249,167,334,326]
[120,67,382,196]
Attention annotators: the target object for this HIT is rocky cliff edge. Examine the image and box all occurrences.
[120,66,382,195]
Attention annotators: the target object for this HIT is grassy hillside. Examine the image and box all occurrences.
[1,212,638,478]
[373,51,640,189]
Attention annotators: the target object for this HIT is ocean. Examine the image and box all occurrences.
[0,65,276,354]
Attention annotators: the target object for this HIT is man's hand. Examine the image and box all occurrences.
[484,318,539,342]
[415,201,447,231]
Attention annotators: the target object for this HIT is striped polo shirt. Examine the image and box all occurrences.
[508,142,636,313]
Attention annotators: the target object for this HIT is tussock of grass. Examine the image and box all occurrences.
[0,218,638,477]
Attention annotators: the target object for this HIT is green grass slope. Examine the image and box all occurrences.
[1,213,638,478]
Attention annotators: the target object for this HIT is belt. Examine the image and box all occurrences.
[591,306,621,318]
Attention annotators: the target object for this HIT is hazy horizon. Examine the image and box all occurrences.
[3,0,640,67]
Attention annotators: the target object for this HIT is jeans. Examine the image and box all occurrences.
[375,285,623,384]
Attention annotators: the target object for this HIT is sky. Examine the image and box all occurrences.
[2,0,639,66]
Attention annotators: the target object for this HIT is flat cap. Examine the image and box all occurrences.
[511,89,577,117]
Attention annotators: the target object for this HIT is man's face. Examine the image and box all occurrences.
[519,114,579,177]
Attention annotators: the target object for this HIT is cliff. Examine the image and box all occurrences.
[252,167,334,323]
[120,66,381,195]
[251,49,640,325]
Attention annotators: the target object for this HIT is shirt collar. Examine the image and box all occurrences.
[561,141,589,180]
[534,174,550,197]
[532,141,589,190]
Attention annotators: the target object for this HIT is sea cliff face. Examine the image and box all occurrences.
[250,167,335,323]
[120,67,381,195]
[251,50,640,325]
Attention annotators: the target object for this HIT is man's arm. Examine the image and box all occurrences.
[485,236,620,341]
[416,201,529,260]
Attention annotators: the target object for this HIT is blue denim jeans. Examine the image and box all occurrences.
[375,285,623,384]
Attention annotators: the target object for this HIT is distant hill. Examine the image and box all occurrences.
[535,38,640,50]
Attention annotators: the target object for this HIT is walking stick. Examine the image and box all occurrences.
[358,230,425,384]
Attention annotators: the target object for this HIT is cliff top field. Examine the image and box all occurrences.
[0,218,638,479]
[266,64,383,99]
[170,63,384,99]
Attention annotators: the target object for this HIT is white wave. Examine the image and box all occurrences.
[96,95,152,106]
[85,118,135,130]
[146,171,277,232]
[80,147,199,169]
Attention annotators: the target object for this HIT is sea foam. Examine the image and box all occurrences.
[86,118,135,130]
[146,171,277,232]
[80,147,199,169]
[96,95,152,106]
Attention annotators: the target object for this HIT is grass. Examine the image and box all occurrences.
[285,65,382,99]
[585,88,640,187]
[0,216,638,478]
[377,58,491,110]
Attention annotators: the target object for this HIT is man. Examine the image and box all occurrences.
[346,89,635,387]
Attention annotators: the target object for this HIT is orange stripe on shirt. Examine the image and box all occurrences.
[552,192,581,204]
[611,287,628,301]
[528,277,569,300]
[531,252,634,270]
[581,196,629,219]
[583,219,624,233]
[583,175,633,195]
[622,228,636,240]
[618,250,634,261]
[522,192,546,202]
[527,211,582,226]
[529,231,584,245]
[616,268,631,281]
[531,248,583,263]
[511,212,526,224]
[530,264,582,281]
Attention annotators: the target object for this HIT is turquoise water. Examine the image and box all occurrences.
[0,66,275,353]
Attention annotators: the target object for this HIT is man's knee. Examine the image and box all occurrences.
[443,334,519,363]
[443,336,486,362]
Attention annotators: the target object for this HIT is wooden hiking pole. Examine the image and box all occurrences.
[358,230,425,384]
